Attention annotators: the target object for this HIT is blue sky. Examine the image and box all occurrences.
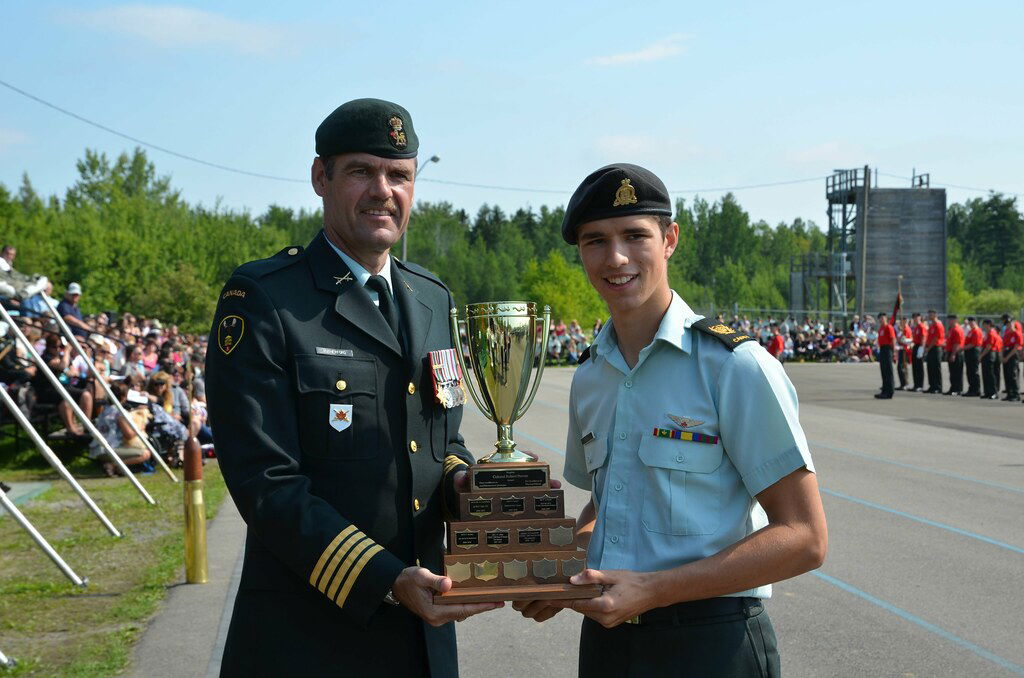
[2,1,1022,229]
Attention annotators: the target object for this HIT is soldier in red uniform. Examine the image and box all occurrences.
[925,309,945,394]
[767,324,786,362]
[1001,313,1022,401]
[962,317,983,397]
[910,312,926,392]
[896,318,913,390]
[944,314,965,395]
[980,319,1002,399]
[875,312,896,399]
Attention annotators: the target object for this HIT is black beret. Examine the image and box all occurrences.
[315,98,418,159]
[561,163,672,244]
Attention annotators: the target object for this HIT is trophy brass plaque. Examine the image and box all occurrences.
[458,488,565,521]
[435,302,600,604]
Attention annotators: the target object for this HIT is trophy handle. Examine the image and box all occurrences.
[450,307,495,422]
[515,305,551,421]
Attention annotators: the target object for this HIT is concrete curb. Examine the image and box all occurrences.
[128,495,245,678]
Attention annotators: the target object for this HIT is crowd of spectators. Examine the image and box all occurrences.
[718,313,881,363]
[0,245,212,477]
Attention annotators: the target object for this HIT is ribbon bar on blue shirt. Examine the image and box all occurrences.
[652,428,719,445]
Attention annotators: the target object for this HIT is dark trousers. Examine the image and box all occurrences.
[948,352,964,393]
[896,349,908,388]
[964,347,980,394]
[1004,353,1021,399]
[912,348,925,389]
[982,353,998,397]
[578,597,779,678]
[926,346,943,392]
[879,345,894,395]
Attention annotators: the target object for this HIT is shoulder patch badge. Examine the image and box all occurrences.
[613,178,638,207]
[691,317,754,351]
[388,115,407,149]
[217,315,245,355]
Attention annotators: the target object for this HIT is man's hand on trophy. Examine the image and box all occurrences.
[549,568,658,629]
[453,450,562,492]
[511,598,563,623]
[392,566,504,626]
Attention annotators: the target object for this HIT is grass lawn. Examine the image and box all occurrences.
[0,427,227,677]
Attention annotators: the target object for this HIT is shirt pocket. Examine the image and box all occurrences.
[294,354,379,461]
[637,435,724,536]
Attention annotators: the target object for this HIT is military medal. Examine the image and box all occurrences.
[429,348,467,408]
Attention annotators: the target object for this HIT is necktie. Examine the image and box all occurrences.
[366,275,401,344]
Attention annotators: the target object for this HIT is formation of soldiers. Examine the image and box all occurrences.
[874,310,1023,401]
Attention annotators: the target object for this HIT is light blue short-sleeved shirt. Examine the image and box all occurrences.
[563,291,814,599]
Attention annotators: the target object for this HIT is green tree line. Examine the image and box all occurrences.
[0,148,1021,331]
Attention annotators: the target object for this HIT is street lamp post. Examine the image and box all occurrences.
[403,154,440,261]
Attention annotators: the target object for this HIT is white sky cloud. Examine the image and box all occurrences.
[0,128,29,153]
[587,34,688,66]
[63,5,291,56]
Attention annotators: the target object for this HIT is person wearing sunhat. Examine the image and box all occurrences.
[512,163,828,677]
[206,99,494,677]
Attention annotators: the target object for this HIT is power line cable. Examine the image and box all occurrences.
[2,77,831,195]
[878,171,1021,198]
[0,77,306,184]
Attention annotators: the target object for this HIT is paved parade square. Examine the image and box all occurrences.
[133,361,1023,677]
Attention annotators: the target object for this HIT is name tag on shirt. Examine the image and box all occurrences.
[316,347,354,357]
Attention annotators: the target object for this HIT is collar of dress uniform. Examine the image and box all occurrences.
[323,231,394,299]
[591,290,697,361]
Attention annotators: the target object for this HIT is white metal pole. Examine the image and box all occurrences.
[41,296,177,482]
[0,385,121,536]
[0,304,155,504]
[0,485,87,586]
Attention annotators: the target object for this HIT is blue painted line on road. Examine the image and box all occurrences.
[821,488,1024,555]
[812,441,1024,496]
[813,571,1024,676]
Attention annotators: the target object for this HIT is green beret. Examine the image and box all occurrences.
[561,163,672,244]
[315,98,418,159]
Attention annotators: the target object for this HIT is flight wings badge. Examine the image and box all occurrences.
[667,414,704,429]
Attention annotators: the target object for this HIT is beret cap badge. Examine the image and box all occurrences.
[388,115,407,150]
[612,178,639,207]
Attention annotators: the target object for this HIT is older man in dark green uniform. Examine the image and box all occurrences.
[206,99,500,677]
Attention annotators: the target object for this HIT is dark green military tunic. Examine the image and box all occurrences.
[206,231,473,677]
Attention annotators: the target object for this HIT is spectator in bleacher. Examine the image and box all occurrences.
[20,280,57,318]
[141,340,159,373]
[167,366,191,424]
[56,283,91,339]
[122,344,147,380]
[32,334,93,435]
[89,381,152,477]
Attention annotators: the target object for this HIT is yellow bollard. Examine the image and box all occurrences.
[183,436,208,583]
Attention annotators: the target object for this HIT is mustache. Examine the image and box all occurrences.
[358,200,399,215]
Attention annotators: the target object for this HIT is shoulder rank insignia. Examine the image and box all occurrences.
[217,315,245,355]
[429,348,467,408]
[577,346,592,364]
[613,178,638,207]
[690,317,754,351]
[388,115,407,149]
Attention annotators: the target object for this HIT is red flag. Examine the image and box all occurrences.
[892,291,902,322]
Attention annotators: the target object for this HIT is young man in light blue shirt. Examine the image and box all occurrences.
[514,163,828,677]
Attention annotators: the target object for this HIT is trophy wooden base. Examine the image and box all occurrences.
[434,583,602,604]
